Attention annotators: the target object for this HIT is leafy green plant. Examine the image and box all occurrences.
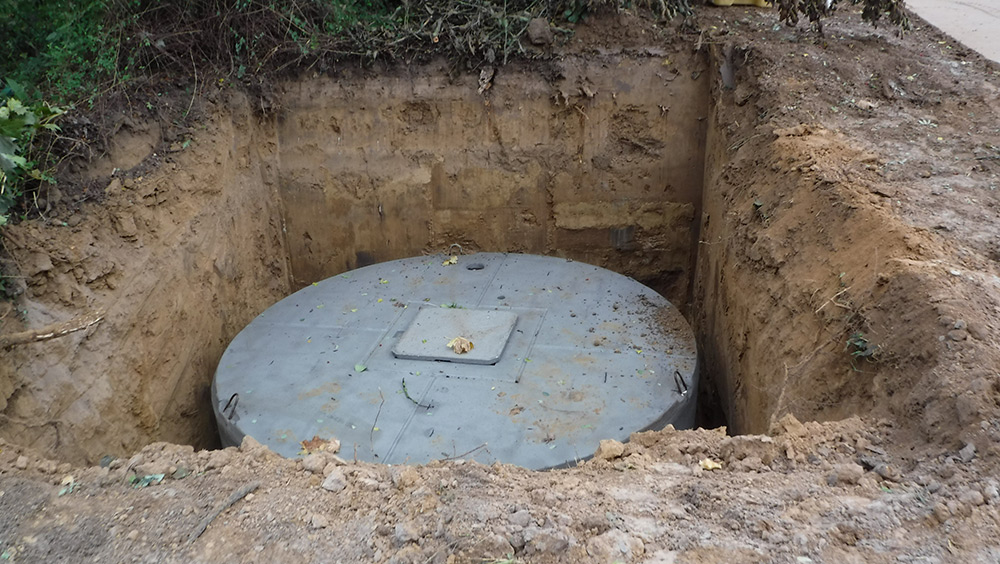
[846,331,879,360]
[0,95,67,225]
[776,0,909,30]
[0,0,123,104]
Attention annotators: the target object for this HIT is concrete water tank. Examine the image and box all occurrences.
[212,253,697,469]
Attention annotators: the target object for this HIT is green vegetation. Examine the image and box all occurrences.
[0,93,66,225]
[846,331,880,369]
[0,0,908,226]
[1,0,910,106]
[776,0,908,30]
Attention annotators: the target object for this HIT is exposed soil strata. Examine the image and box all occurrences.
[274,53,709,299]
[1,93,292,461]
[1,49,712,463]
[694,19,1000,455]
[1,6,1000,562]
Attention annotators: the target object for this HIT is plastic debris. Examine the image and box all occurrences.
[58,475,76,496]
[133,474,165,488]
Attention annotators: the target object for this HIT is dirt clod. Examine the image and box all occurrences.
[527,18,554,46]
[321,468,348,492]
[594,439,626,461]
[831,463,865,485]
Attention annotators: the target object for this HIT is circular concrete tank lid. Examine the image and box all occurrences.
[212,253,698,469]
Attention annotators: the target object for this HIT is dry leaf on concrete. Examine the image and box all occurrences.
[446,337,474,354]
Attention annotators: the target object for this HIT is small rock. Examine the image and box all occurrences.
[720,435,776,465]
[301,454,327,474]
[105,178,122,194]
[509,510,533,529]
[959,489,985,507]
[595,439,625,460]
[321,468,348,492]
[310,514,329,529]
[357,477,382,491]
[873,463,901,482]
[927,481,943,494]
[526,18,554,46]
[508,532,526,550]
[394,522,420,545]
[475,534,514,559]
[855,99,877,111]
[967,323,988,341]
[135,461,170,477]
[15,456,28,470]
[739,455,765,472]
[586,528,645,561]
[772,413,807,437]
[933,502,951,523]
[205,449,232,471]
[982,483,999,503]
[855,437,872,452]
[832,463,864,485]
[524,528,571,555]
[240,435,272,455]
[947,329,969,342]
[959,443,976,463]
[65,214,83,228]
[390,467,420,489]
[126,529,139,541]
[38,459,58,474]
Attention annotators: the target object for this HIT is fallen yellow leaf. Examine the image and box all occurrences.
[699,458,722,471]
[299,435,341,455]
[446,336,474,354]
[442,256,458,266]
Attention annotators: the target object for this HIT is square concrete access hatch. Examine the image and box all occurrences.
[392,307,518,365]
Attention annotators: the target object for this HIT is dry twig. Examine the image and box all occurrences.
[0,310,105,349]
[187,481,260,544]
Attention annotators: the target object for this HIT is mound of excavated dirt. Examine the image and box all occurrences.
[2,5,1000,562]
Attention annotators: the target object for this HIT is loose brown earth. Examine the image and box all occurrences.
[2,5,1000,563]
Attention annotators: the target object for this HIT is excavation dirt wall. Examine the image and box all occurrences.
[0,51,711,463]
[0,94,291,462]
[275,53,709,302]
[6,35,990,466]
[692,44,1000,445]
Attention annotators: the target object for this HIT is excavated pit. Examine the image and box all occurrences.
[1,48,891,464]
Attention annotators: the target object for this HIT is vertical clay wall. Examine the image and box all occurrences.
[275,52,710,304]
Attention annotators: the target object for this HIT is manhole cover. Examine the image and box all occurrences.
[212,253,698,469]
[393,308,518,365]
